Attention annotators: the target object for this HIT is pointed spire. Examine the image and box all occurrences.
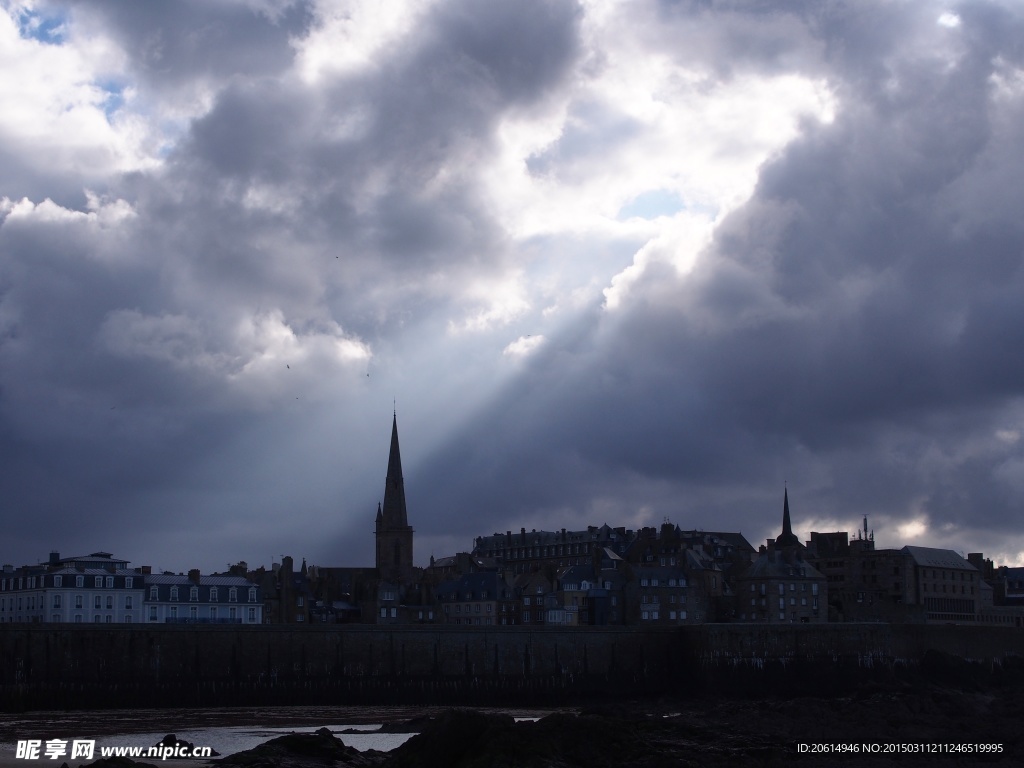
[776,486,800,547]
[381,413,408,528]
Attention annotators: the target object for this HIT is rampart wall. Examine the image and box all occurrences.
[0,623,1021,710]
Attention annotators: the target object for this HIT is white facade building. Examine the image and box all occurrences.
[145,573,262,624]
[0,552,145,624]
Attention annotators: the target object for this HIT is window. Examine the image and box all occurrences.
[106,576,114,589]
[53,595,61,609]
[54,576,63,588]
[75,595,83,609]
[170,587,179,601]
[125,577,133,589]
[297,596,303,607]
[125,596,133,609]
[106,596,113,609]
[95,577,103,588]
[229,607,237,620]
[190,587,198,602]
[248,607,256,622]
[94,596,101,609]
[170,606,178,619]
[150,586,159,600]
[249,587,257,603]
[76,576,84,588]
[149,606,157,621]
[229,588,238,602]
[189,606,197,620]
[124,615,132,623]
[210,607,217,620]
[51,613,61,623]
[209,587,218,601]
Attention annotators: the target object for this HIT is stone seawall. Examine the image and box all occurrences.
[0,623,1021,710]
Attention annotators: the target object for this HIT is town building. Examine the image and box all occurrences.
[144,570,262,624]
[436,571,514,626]
[732,490,827,623]
[0,552,145,624]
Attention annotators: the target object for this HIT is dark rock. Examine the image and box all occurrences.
[213,728,383,768]
[152,733,221,757]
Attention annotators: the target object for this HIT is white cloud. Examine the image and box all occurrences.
[0,4,161,177]
[503,334,545,358]
[294,0,435,83]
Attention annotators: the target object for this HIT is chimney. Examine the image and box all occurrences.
[49,551,60,565]
[188,569,201,584]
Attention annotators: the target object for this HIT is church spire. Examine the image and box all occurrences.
[375,413,414,585]
[776,486,800,548]
[381,412,408,528]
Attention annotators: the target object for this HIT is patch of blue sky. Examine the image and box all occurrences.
[17,6,68,45]
[96,78,127,119]
[617,189,685,221]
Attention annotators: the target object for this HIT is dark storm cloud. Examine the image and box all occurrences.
[64,0,314,89]
[410,0,1024,553]
[5,0,1024,572]
[0,0,585,568]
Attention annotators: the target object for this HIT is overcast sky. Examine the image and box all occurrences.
[3,0,1024,574]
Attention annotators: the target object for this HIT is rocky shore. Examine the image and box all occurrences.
[62,677,1022,768]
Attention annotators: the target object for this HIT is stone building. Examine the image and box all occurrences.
[732,490,827,623]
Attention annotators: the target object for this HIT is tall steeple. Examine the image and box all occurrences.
[775,486,800,548]
[381,412,408,528]
[375,413,414,584]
